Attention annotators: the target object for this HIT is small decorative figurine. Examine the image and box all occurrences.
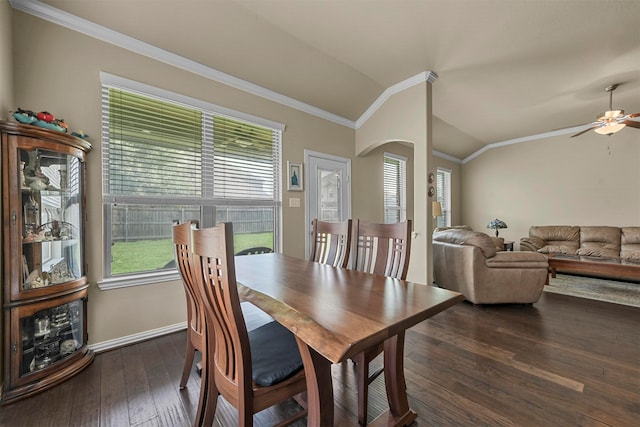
[12,108,37,124]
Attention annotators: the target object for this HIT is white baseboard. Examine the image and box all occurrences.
[88,322,187,353]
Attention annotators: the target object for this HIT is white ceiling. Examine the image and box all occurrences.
[30,0,640,159]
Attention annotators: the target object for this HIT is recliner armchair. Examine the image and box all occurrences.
[433,229,548,304]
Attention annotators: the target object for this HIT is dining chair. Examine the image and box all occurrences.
[235,246,274,256]
[309,218,352,268]
[172,220,212,425]
[351,218,412,425]
[191,222,307,427]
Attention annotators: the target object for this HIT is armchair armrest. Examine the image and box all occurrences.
[485,251,548,268]
[520,236,546,251]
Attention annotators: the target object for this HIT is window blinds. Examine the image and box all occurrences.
[101,87,281,206]
[383,154,407,223]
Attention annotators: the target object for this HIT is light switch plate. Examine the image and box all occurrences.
[289,198,301,208]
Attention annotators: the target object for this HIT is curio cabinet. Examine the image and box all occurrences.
[1,120,93,404]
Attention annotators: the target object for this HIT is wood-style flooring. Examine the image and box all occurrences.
[1,291,638,426]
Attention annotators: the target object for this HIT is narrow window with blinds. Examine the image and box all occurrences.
[436,168,452,227]
[383,153,407,223]
[101,79,282,286]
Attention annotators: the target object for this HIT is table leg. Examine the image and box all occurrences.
[369,332,417,427]
[296,337,334,426]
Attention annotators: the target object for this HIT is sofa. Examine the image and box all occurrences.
[433,229,549,304]
[520,226,640,259]
[519,225,640,281]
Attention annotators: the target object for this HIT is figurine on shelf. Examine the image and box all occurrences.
[71,130,89,139]
[12,108,37,124]
[20,161,26,188]
[24,269,48,289]
[23,150,51,190]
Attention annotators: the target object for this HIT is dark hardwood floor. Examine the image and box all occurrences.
[1,291,638,426]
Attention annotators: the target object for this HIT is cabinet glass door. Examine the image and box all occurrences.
[20,148,83,292]
[17,297,86,378]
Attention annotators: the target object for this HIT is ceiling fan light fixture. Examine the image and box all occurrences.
[599,110,624,120]
[594,122,626,135]
[571,83,639,138]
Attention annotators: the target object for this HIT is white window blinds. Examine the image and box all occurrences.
[104,89,204,199]
[102,88,282,204]
[383,153,407,223]
[436,168,451,227]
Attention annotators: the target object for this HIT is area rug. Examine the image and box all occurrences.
[545,274,640,308]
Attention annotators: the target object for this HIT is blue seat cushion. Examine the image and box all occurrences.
[248,320,303,387]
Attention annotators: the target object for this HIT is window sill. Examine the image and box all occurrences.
[98,270,181,290]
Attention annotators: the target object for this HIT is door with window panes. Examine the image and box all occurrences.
[304,151,351,259]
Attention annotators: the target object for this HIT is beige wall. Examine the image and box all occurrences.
[461,131,640,247]
[356,83,433,283]
[0,0,13,119]
[352,142,414,224]
[11,11,355,344]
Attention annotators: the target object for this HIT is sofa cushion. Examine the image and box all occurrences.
[433,229,497,258]
[577,226,621,259]
[621,227,640,261]
[529,225,580,254]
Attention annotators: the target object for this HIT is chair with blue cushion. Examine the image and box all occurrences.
[235,246,273,256]
[191,222,307,426]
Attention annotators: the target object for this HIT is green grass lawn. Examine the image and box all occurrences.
[111,232,273,275]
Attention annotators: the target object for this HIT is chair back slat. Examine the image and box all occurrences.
[353,219,412,280]
[310,219,352,268]
[192,223,253,394]
[172,220,203,334]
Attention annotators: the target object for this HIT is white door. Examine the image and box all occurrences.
[304,150,351,258]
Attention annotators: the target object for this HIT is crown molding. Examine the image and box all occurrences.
[461,124,591,163]
[433,150,462,164]
[10,0,355,128]
[355,71,439,129]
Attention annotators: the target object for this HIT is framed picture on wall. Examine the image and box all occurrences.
[287,161,303,191]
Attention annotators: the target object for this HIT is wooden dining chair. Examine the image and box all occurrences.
[172,220,212,426]
[309,218,352,268]
[191,222,307,427]
[235,246,274,256]
[351,219,412,425]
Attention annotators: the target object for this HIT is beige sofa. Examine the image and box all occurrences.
[519,225,640,281]
[520,226,640,260]
[433,229,548,304]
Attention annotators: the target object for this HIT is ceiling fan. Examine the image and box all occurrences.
[571,84,640,137]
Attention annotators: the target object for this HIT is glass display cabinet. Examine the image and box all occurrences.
[1,120,93,404]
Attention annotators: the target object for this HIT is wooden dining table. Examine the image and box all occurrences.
[234,253,464,426]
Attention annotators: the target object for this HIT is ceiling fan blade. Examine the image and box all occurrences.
[626,112,640,118]
[570,125,599,138]
[622,119,640,129]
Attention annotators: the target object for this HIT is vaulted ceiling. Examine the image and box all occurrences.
[29,0,640,159]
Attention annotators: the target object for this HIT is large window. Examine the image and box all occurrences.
[100,74,282,288]
[436,168,452,227]
[383,153,407,223]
